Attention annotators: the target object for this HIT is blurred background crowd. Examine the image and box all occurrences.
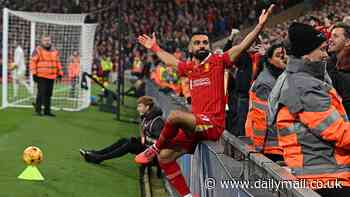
[0,0,304,87]
[0,0,347,100]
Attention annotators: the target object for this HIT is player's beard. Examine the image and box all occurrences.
[42,44,52,50]
[193,49,210,61]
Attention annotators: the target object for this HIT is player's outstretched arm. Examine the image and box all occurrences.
[138,32,179,67]
[227,4,274,62]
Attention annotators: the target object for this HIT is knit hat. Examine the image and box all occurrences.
[288,22,326,57]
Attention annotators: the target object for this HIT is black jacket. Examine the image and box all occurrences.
[223,39,253,97]
[140,106,164,145]
[327,54,350,117]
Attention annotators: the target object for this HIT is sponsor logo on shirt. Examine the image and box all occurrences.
[190,77,211,89]
[199,114,210,122]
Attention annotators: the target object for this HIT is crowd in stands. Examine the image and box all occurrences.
[0,0,343,102]
[0,0,302,85]
[1,0,345,119]
[263,0,350,44]
[222,0,350,135]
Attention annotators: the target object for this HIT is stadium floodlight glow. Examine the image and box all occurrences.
[2,8,97,111]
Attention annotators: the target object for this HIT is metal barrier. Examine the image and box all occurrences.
[145,79,321,197]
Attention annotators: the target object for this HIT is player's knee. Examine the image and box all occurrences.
[168,110,184,124]
[157,150,175,164]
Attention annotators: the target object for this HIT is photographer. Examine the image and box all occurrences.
[79,96,163,164]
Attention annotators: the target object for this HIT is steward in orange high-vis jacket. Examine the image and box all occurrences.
[30,35,63,117]
[245,44,286,161]
[268,23,350,196]
[68,51,80,98]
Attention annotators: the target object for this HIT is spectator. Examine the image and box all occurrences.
[131,51,143,79]
[343,16,350,25]
[223,29,256,137]
[100,55,113,82]
[1,0,304,90]
[245,43,286,162]
[67,51,80,98]
[327,23,350,116]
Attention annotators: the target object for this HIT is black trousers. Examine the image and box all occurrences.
[70,77,78,97]
[226,92,238,135]
[236,95,249,137]
[36,77,54,114]
[91,137,147,161]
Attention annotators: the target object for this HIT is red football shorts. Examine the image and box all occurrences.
[163,114,224,153]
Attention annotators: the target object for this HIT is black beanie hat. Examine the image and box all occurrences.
[288,22,326,57]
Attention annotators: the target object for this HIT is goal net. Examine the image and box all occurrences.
[2,8,97,111]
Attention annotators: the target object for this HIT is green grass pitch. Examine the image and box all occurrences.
[0,94,141,197]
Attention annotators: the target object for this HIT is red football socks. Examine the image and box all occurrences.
[160,161,190,196]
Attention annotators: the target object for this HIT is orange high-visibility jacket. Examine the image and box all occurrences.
[152,65,166,87]
[250,52,262,80]
[268,57,350,188]
[30,46,63,80]
[132,57,143,74]
[180,77,191,99]
[68,56,80,79]
[245,66,282,155]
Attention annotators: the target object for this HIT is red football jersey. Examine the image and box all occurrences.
[177,53,234,126]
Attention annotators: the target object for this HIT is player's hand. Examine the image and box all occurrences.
[138,32,157,49]
[258,4,275,26]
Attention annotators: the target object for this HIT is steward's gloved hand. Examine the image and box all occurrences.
[57,75,63,81]
[33,75,38,83]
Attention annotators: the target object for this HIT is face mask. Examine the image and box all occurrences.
[193,49,210,61]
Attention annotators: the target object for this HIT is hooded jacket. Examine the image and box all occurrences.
[268,57,350,187]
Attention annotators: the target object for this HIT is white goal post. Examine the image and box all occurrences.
[2,8,97,111]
